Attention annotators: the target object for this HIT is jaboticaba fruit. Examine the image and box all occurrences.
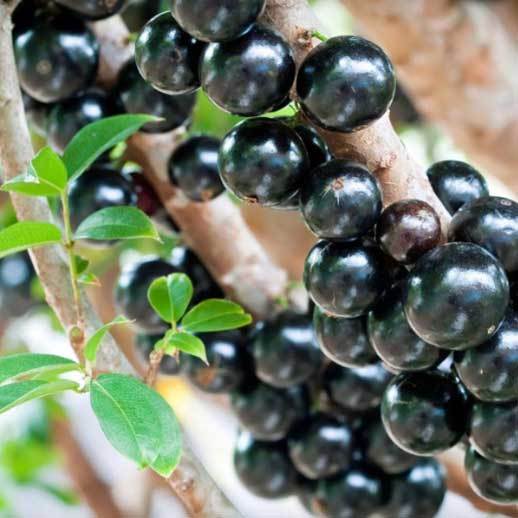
[313,305,378,368]
[218,118,309,207]
[0,252,36,318]
[251,312,320,388]
[135,12,206,95]
[135,333,182,376]
[21,92,49,136]
[296,36,396,132]
[449,196,518,276]
[426,160,489,215]
[171,0,265,42]
[115,61,196,133]
[200,25,296,116]
[403,242,509,350]
[300,159,382,241]
[292,123,332,171]
[381,370,469,456]
[287,413,354,479]
[47,89,114,153]
[376,199,441,264]
[54,0,127,20]
[14,9,99,103]
[168,136,224,202]
[304,240,388,318]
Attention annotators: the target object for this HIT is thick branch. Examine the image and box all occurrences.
[341,0,518,193]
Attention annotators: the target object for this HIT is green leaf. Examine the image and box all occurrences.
[90,374,182,475]
[0,353,80,385]
[147,273,193,324]
[78,272,100,286]
[31,147,67,192]
[1,174,60,197]
[165,331,207,363]
[84,316,132,363]
[74,255,89,275]
[63,114,158,181]
[0,221,62,259]
[181,299,252,333]
[0,380,79,415]
[74,206,160,242]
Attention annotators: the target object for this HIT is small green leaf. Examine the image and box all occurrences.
[0,221,62,259]
[84,316,132,363]
[1,174,60,197]
[181,299,252,333]
[147,273,193,324]
[74,206,160,242]
[63,115,159,181]
[74,255,89,275]
[0,380,79,414]
[78,272,100,286]
[0,353,80,385]
[165,331,207,363]
[31,147,67,192]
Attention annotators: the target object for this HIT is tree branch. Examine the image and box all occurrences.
[340,0,518,193]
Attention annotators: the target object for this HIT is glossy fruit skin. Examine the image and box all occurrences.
[231,382,308,441]
[172,0,265,42]
[376,199,441,264]
[135,333,181,375]
[184,331,250,393]
[403,242,509,350]
[55,0,126,20]
[292,124,331,171]
[0,252,35,318]
[325,362,392,412]
[200,25,295,116]
[234,432,297,498]
[115,61,196,133]
[251,312,320,388]
[300,159,382,241]
[313,305,378,368]
[304,240,388,318]
[381,370,469,456]
[366,419,419,474]
[427,160,488,215]
[14,10,99,103]
[465,446,518,504]
[168,136,224,202]
[368,284,446,372]
[296,36,396,133]
[47,89,114,152]
[288,413,354,479]
[449,196,518,276]
[381,460,446,518]
[21,91,49,136]
[469,401,518,465]
[315,463,391,518]
[135,12,206,95]
[218,118,309,206]
[454,311,518,402]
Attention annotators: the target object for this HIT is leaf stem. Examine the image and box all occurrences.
[312,30,328,42]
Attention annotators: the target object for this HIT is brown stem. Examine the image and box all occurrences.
[145,348,164,387]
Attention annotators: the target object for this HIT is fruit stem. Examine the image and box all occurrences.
[312,30,328,42]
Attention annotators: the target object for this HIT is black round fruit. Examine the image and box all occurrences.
[171,0,265,42]
[300,159,382,241]
[454,310,518,402]
[465,446,518,504]
[287,413,354,479]
[115,61,196,133]
[426,160,488,215]
[55,0,126,20]
[381,370,469,456]
[233,432,297,499]
[183,331,249,393]
[292,123,331,171]
[296,36,396,132]
[231,382,308,441]
[0,252,36,318]
[200,25,295,116]
[449,196,518,276]
[218,118,309,206]
[368,284,445,372]
[376,199,441,264]
[304,240,388,318]
[135,333,181,376]
[21,92,49,136]
[313,305,377,368]
[325,362,392,412]
[168,136,223,202]
[251,312,320,388]
[135,12,206,95]
[469,400,518,465]
[403,242,509,350]
[14,10,99,103]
